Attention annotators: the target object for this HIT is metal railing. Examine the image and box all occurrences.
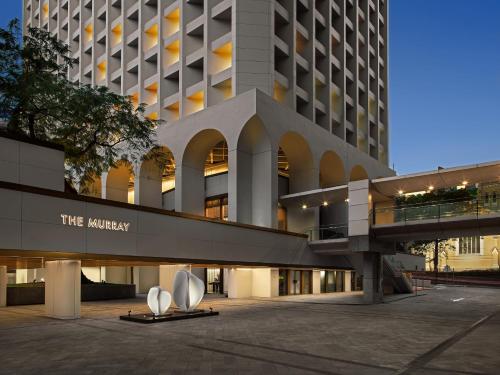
[305,224,348,241]
[372,199,500,225]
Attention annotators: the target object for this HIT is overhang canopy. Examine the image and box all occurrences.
[279,185,348,208]
[372,161,500,199]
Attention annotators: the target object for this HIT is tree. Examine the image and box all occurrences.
[408,239,455,276]
[0,19,160,188]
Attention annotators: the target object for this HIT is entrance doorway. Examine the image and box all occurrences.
[206,267,223,294]
[279,269,312,295]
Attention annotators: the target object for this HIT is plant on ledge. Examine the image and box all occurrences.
[395,186,478,207]
[0,19,161,189]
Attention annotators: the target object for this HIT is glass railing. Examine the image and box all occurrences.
[372,199,500,225]
[305,224,348,241]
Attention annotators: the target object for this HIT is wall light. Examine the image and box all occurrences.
[462,180,468,186]
[344,198,349,203]
[302,204,307,209]
[323,201,328,207]
[398,190,404,195]
[428,185,434,191]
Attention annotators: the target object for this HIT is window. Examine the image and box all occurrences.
[459,237,481,255]
[205,195,228,221]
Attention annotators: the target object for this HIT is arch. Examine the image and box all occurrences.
[349,165,369,182]
[278,131,315,193]
[106,160,134,203]
[138,146,175,208]
[319,151,346,188]
[278,132,316,233]
[236,115,273,226]
[79,175,102,198]
[179,129,229,216]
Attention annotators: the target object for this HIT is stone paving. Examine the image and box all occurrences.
[0,287,499,374]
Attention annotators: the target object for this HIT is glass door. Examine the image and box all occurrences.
[279,269,288,296]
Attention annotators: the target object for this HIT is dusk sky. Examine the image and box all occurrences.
[1,1,499,175]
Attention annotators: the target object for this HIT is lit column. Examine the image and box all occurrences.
[312,270,321,294]
[344,271,352,292]
[45,260,81,319]
[227,268,252,298]
[0,266,7,307]
[363,252,383,304]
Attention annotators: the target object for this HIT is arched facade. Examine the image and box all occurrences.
[79,175,102,198]
[278,131,316,193]
[137,146,175,209]
[177,129,228,216]
[105,160,134,203]
[319,150,346,188]
[234,115,273,226]
[350,165,369,182]
[278,131,318,233]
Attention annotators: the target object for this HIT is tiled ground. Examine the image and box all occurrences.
[0,287,499,374]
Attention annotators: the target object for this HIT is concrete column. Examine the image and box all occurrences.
[0,266,7,307]
[134,162,163,208]
[227,268,253,298]
[45,260,81,319]
[101,172,108,199]
[228,268,278,298]
[363,252,383,304]
[344,271,352,292]
[159,265,191,294]
[348,179,371,251]
[175,163,205,215]
[312,270,321,294]
[230,145,276,227]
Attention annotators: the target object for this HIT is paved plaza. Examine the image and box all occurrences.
[0,287,499,374]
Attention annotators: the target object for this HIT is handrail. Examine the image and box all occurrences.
[372,198,500,225]
[305,224,348,241]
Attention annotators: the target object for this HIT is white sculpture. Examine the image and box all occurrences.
[147,286,172,316]
[172,270,205,312]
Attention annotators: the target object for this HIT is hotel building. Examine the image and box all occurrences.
[1,0,496,318]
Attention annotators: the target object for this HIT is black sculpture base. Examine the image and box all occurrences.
[119,310,219,324]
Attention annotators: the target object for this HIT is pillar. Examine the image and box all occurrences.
[227,268,278,298]
[344,271,352,292]
[363,252,383,304]
[312,270,321,294]
[159,265,191,294]
[0,266,7,307]
[227,268,253,298]
[45,260,81,319]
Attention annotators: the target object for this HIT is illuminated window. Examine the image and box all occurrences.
[97,60,106,82]
[165,101,180,121]
[165,39,180,67]
[111,23,122,46]
[165,8,180,37]
[144,82,158,105]
[205,195,228,221]
[212,42,232,74]
[129,92,139,109]
[204,141,228,176]
[42,2,49,19]
[186,90,204,115]
[459,237,481,255]
[144,24,158,50]
[84,23,93,43]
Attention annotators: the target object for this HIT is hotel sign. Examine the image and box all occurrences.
[60,214,131,232]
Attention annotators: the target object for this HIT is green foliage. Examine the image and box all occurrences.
[395,186,477,207]
[0,19,161,187]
